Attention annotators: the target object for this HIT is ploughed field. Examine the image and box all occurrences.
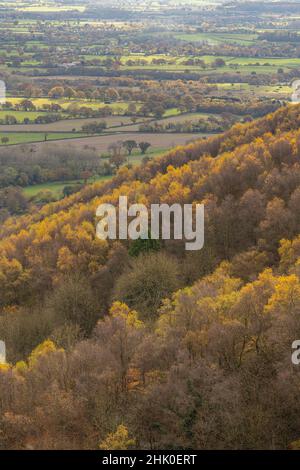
[18,132,204,152]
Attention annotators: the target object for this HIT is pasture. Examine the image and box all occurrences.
[175,32,259,45]
[0,131,87,145]
[23,176,111,199]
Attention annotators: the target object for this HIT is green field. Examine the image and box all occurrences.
[7,97,136,113]
[0,110,67,123]
[216,83,292,96]
[126,146,167,166]
[23,176,111,199]
[118,52,300,74]
[175,32,259,45]
[17,4,86,13]
[0,132,87,145]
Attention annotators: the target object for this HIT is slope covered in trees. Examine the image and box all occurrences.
[1,104,300,449]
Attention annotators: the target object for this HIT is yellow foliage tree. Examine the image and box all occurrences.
[109,301,144,329]
[99,425,135,450]
[28,340,59,367]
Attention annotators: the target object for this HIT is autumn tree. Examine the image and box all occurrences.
[123,140,137,156]
[139,142,151,154]
[99,425,135,450]
[113,252,181,319]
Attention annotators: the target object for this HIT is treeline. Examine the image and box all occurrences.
[196,99,281,118]
[0,186,28,222]
[139,116,230,133]
[0,113,61,126]
[1,105,300,448]
[2,99,116,120]
[258,31,300,43]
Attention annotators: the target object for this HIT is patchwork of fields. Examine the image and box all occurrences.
[0,0,297,204]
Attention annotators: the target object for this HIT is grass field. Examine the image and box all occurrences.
[124,146,167,166]
[118,53,300,74]
[23,176,111,199]
[3,45,296,77]
[227,56,300,67]
[216,83,292,97]
[17,5,86,13]
[7,97,136,113]
[0,110,62,123]
[0,131,87,145]
[175,32,259,45]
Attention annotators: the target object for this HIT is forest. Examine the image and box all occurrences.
[1,103,300,449]
[2,0,300,455]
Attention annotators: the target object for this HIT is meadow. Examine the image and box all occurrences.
[175,32,259,45]
[7,97,137,113]
[23,176,110,199]
[0,131,87,145]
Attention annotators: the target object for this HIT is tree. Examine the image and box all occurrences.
[48,86,65,99]
[81,170,93,184]
[5,115,17,125]
[99,425,135,450]
[127,103,137,115]
[109,152,126,170]
[19,99,35,111]
[181,95,195,112]
[109,141,126,169]
[139,142,151,154]
[123,140,137,156]
[28,340,58,367]
[153,105,165,119]
[213,58,226,67]
[64,86,76,100]
[48,274,99,335]
[82,121,106,134]
[113,252,181,320]
[129,234,160,257]
[105,88,119,102]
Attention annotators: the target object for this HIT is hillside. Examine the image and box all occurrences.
[1,104,300,449]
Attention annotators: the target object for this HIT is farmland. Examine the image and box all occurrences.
[2,0,300,455]
[175,32,259,45]
[0,0,298,203]
[22,132,203,153]
[0,131,87,145]
[23,176,110,199]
